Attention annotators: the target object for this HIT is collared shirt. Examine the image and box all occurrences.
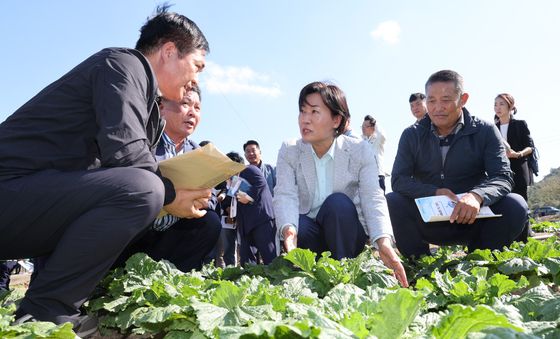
[152,132,198,231]
[154,133,197,161]
[431,114,465,166]
[307,141,336,219]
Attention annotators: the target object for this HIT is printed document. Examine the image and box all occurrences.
[415,193,502,223]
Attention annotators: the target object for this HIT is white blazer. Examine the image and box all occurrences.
[273,135,393,245]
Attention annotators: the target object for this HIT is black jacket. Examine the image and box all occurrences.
[237,165,274,234]
[496,118,534,185]
[391,108,514,206]
[0,48,175,203]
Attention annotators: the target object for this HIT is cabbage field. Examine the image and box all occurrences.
[2,233,560,338]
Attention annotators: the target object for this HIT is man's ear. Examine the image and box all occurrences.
[459,92,469,107]
[160,41,177,60]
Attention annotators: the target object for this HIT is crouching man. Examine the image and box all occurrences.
[387,70,527,258]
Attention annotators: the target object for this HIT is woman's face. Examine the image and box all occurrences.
[298,93,341,146]
[494,97,511,120]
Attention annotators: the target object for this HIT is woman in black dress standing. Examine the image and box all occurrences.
[494,93,535,240]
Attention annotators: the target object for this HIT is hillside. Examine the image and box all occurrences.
[528,167,560,209]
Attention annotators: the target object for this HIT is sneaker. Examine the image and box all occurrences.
[13,313,37,325]
[13,313,98,339]
[72,314,98,339]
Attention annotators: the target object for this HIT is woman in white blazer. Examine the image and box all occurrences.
[273,81,408,287]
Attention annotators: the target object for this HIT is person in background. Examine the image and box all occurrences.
[343,118,361,139]
[198,140,236,267]
[0,260,20,292]
[274,81,408,287]
[209,151,243,267]
[243,140,276,195]
[231,151,277,265]
[0,6,211,332]
[361,115,389,193]
[494,93,534,240]
[217,181,238,267]
[119,85,221,272]
[388,70,527,259]
[409,92,428,122]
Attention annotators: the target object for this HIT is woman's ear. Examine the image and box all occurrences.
[333,115,342,130]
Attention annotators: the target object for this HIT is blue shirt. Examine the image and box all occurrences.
[152,132,198,231]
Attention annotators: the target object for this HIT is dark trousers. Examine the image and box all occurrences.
[378,175,386,194]
[221,228,238,266]
[217,227,237,267]
[298,193,367,260]
[120,210,221,272]
[0,260,19,291]
[0,168,164,324]
[239,220,276,265]
[386,192,528,258]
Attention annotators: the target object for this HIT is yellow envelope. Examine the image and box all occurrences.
[158,143,245,217]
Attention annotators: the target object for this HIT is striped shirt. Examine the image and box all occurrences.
[152,133,199,231]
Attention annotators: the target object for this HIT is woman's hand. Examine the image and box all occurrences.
[376,237,409,287]
[282,225,298,253]
[236,191,253,204]
[506,149,524,159]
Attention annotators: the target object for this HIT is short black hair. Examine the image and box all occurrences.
[363,115,376,127]
[425,70,464,97]
[199,140,211,147]
[409,93,426,103]
[189,83,201,101]
[243,140,260,151]
[226,151,244,164]
[136,3,209,57]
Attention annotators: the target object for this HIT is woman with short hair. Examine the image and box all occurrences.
[273,81,408,287]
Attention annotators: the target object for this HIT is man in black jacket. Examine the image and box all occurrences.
[0,5,211,332]
[387,70,527,258]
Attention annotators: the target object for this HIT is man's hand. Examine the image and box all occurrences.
[282,225,297,253]
[449,192,482,224]
[435,188,458,201]
[163,188,212,219]
[376,237,409,287]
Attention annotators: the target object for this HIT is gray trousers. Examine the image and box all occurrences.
[0,168,164,324]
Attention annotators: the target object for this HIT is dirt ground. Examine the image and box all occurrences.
[10,272,31,289]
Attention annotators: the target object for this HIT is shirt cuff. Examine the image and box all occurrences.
[369,233,395,249]
[278,223,297,241]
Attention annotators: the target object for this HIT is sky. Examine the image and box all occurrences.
[2,1,559,191]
